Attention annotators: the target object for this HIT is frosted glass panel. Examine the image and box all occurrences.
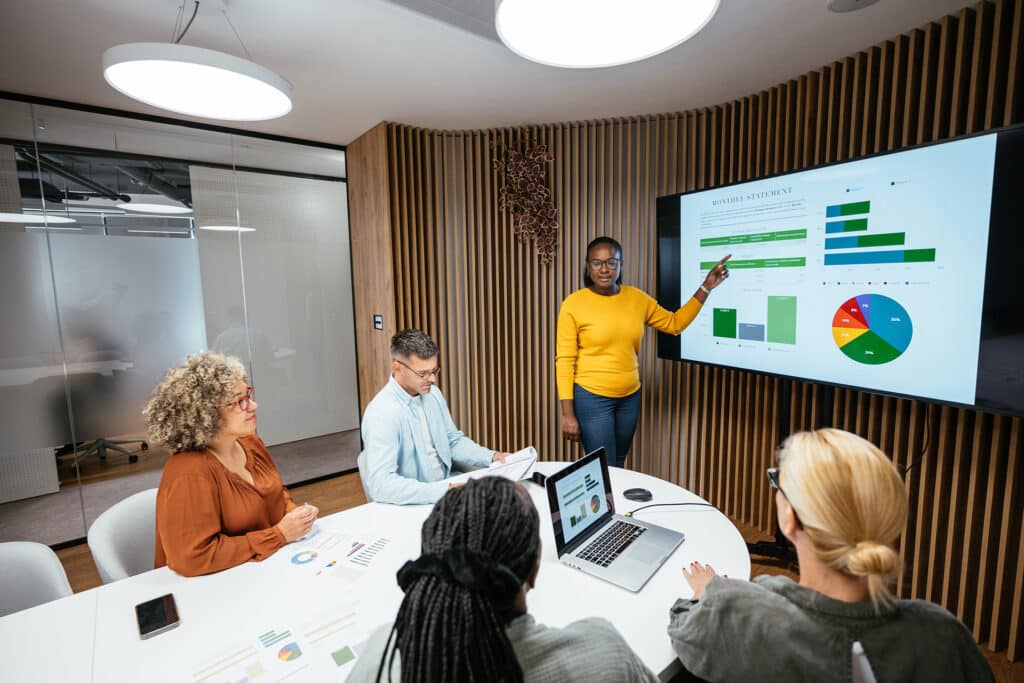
[192,165,358,446]
[0,233,69,452]
[48,234,208,441]
[0,96,357,545]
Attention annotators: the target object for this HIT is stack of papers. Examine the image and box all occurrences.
[449,446,536,484]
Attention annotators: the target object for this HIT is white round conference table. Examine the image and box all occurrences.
[0,461,750,683]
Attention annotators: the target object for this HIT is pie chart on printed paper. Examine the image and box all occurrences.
[832,294,913,365]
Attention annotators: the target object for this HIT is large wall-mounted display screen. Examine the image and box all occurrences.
[656,127,1024,417]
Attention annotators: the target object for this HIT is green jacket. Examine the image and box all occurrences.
[668,575,993,683]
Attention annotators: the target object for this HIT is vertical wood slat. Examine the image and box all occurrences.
[345,123,396,412]
[345,0,1024,663]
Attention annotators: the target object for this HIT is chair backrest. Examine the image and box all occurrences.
[356,451,373,502]
[0,541,73,617]
[87,488,157,584]
[852,641,878,683]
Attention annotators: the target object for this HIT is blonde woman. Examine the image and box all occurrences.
[144,351,318,577]
[667,428,992,683]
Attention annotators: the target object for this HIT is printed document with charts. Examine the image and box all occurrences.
[448,446,536,484]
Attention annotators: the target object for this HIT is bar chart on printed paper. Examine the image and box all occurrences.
[348,538,389,568]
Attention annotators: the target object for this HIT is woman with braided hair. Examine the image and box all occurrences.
[347,476,657,682]
[667,428,993,683]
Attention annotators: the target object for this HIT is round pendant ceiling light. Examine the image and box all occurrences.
[0,212,77,224]
[102,42,292,121]
[495,0,720,68]
[115,193,193,215]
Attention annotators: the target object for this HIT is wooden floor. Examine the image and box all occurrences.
[56,471,1023,682]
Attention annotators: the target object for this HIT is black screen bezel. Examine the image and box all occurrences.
[546,448,616,556]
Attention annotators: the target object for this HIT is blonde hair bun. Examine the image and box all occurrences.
[846,540,899,578]
[777,428,908,610]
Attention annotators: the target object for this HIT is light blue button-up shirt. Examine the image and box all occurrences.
[360,377,494,504]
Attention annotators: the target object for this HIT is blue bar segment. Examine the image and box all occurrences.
[825,250,905,265]
[825,235,860,248]
[738,323,766,341]
[826,205,840,218]
[825,218,868,233]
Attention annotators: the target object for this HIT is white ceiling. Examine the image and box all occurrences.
[0,0,971,146]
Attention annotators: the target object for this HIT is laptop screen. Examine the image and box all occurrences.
[547,449,614,551]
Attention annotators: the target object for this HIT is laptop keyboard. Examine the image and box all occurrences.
[577,520,646,567]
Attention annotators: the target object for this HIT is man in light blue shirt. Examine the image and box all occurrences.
[360,330,508,504]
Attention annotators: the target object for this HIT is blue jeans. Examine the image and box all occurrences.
[573,384,641,469]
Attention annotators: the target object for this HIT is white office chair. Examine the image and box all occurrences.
[0,541,73,617]
[356,451,373,502]
[87,488,157,584]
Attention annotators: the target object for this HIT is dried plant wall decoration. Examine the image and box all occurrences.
[493,140,559,263]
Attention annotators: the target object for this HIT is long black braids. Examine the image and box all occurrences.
[375,477,541,683]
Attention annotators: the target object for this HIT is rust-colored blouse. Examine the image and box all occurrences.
[154,435,296,577]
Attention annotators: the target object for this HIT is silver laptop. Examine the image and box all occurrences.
[546,448,685,592]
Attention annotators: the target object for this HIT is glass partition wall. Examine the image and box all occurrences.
[0,98,358,547]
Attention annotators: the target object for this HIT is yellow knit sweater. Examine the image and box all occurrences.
[556,286,703,400]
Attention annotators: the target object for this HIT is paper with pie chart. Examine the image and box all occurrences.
[190,602,370,683]
[832,294,912,364]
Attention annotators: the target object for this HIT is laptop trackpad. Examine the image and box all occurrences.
[627,539,665,564]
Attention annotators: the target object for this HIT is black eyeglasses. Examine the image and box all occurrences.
[395,358,441,379]
[767,467,802,526]
[587,258,622,270]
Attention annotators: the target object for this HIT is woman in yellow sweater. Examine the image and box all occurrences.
[556,236,730,467]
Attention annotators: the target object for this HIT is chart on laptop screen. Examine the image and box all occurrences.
[553,457,609,545]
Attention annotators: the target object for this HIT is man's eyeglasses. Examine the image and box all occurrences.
[225,386,255,411]
[587,258,622,270]
[396,358,441,379]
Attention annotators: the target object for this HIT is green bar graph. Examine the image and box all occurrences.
[700,228,807,247]
[700,257,806,270]
[903,248,937,262]
[332,647,356,667]
[767,296,797,344]
[825,232,906,250]
[827,200,871,216]
[713,308,737,338]
[825,218,869,233]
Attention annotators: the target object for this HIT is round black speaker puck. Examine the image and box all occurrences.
[623,487,653,502]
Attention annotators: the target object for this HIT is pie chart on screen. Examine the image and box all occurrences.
[590,495,600,513]
[832,294,912,365]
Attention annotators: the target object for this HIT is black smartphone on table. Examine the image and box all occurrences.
[135,593,180,640]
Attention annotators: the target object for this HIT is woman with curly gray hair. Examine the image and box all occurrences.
[145,351,318,577]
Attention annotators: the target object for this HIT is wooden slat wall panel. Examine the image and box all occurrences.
[345,123,395,411]
[346,0,1024,661]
